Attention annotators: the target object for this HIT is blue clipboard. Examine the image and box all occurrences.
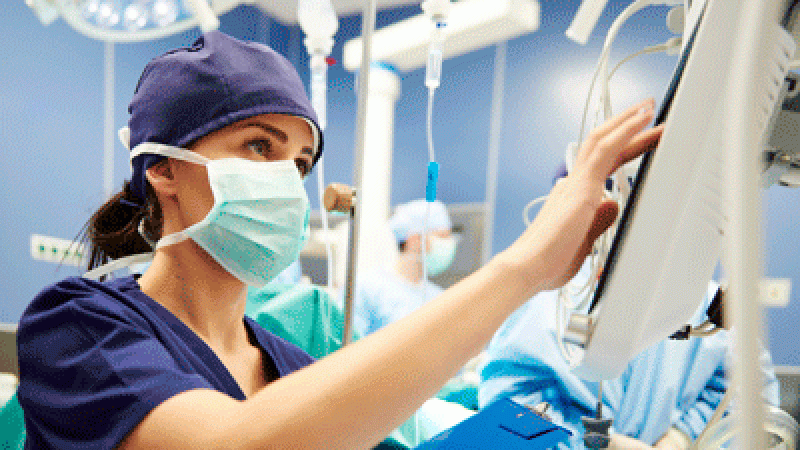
[415,398,571,449]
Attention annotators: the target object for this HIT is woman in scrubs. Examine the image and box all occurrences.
[16,31,662,450]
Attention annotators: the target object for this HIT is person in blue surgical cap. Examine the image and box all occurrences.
[479,173,781,449]
[15,30,666,450]
[353,199,457,336]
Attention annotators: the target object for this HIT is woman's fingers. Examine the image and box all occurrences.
[614,124,664,172]
[578,101,662,181]
[588,98,655,142]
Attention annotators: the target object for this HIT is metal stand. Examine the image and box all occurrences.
[324,183,358,346]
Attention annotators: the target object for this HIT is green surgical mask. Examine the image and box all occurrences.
[134,143,310,287]
[425,235,458,277]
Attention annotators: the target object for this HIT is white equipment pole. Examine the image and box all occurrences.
[726,0,789,447]
[355,65,400,272]
[482,41,506,264]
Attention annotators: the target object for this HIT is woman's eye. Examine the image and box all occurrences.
[247,140,271,156]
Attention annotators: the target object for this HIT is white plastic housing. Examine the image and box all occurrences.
[565,0,610,45]
[25,0,60,25]
[298,0,338,54]
[342,0,539,72]
[421,0,452,21]
[573,0,795,381]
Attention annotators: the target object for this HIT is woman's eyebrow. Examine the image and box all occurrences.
[235,122,288,143]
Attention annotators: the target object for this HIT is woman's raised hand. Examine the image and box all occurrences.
[499,98,664,294]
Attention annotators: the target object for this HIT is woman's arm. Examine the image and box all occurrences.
[119,99,663,450]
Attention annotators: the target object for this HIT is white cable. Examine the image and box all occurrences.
[578,0,672,145]
[604,43,669,115]
[609,43,670,80]
[598,0,652,121]
[423,202,430,290]
[555,2,683,368]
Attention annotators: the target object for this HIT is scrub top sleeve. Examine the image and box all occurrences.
[672,364,727,440]
[758,347,782,408]
[352,275,376,337]
[673,343,780,441]
[17,295,214,450]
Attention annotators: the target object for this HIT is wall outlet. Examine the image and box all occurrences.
[761,278,792,308]
[30,234,87,267]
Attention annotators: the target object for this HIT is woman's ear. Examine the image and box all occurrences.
[145,159,177,198]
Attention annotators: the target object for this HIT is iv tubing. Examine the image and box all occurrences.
[310,53,335,290]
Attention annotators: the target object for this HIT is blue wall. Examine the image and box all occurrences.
[1,1,798,365]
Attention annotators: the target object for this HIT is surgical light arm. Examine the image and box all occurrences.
[342,0,539,73]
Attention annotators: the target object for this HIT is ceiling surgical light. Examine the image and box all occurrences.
[95,1,120,28]
[26,0,246,42]
[123,2,149,31]
[151,0,179,28]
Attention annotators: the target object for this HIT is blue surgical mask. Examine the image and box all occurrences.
[425,235,458,277]
[130,143,310,287]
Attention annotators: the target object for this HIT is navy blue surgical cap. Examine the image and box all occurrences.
[127,31,323,204]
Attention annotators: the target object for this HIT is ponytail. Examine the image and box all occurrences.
[80,181,163,271]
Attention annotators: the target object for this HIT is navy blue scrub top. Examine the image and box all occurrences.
[16,275,315,450]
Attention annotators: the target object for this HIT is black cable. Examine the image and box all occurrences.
[596,381,603,419]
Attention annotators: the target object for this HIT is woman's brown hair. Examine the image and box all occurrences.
[80,180,163,271]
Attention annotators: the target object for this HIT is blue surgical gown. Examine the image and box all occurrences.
[353,268,443,336]
[479,283,780,448]
[17,275,314,450]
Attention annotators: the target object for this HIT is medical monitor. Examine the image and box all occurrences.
[572,0,797,381]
